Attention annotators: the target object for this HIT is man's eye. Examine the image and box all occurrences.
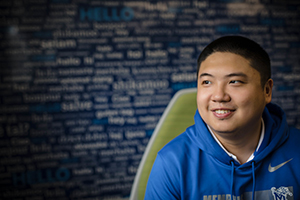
[202,80,211,85]
[230,80,243,84]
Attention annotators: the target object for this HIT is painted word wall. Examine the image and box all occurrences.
[0,0,299,199]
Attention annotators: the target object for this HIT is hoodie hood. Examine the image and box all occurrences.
[187,102,289,166]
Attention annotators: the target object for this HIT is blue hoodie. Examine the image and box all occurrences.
[145,103,300,200]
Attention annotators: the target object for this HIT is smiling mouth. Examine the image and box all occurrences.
[212,109,235,118]
[214,110,231,114]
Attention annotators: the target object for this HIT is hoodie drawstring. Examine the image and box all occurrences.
[230,160,235,199]
[251,161,256,200]
[230,160,256,200]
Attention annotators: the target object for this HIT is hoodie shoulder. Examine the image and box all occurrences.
[158,125,196,158]
[286,126,300,143]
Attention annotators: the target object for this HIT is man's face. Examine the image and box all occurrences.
[197,52,272,137]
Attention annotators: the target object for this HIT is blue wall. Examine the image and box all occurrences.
[0,0,299,199]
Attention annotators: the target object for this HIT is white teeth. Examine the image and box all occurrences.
[215,110,230,114]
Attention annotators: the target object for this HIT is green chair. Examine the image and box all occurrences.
[129,88,198,200]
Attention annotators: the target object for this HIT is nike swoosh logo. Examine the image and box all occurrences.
[268,158,293,172]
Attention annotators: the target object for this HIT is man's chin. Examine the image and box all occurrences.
[209,125,237,136]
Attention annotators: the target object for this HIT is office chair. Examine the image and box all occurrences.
[129,88,197,200]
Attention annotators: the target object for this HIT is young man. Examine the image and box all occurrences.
[145,36,300,200]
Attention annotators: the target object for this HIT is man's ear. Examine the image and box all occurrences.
[264,79,273,104]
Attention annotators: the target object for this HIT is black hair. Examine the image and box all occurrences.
[197,35,271,87]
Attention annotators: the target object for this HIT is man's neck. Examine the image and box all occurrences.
[221,137,260,164]
[209,119,264,164]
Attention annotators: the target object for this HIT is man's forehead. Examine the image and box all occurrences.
[198,52,260,79]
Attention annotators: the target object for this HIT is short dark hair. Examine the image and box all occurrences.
[197,35,271,87]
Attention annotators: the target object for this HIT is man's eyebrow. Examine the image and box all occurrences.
[225,73,248,78]
[199,72,248,78]
[199,73,213,78]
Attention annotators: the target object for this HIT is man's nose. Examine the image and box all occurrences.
[211,85,231,102]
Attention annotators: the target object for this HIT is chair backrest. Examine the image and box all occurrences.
[129,88,197,200]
